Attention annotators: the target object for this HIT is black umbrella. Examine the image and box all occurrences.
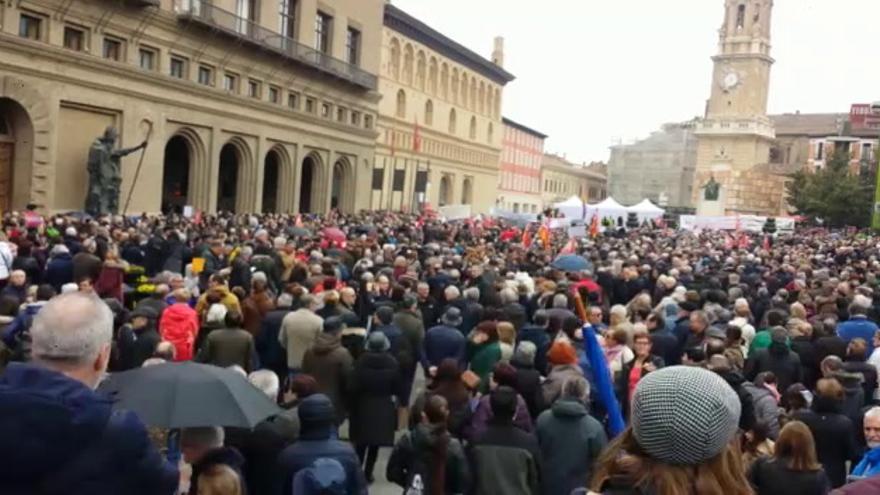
[99,362,281,428]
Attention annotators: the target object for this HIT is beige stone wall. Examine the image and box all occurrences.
[374,26,506,214]
[0,0,383,213]
[693,168,786,216]
[541,155,607,208]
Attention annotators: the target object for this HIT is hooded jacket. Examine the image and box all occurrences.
[302,332,354,424]
[0,363,178,495]
[536,399,607,495]
[159,302,200,361]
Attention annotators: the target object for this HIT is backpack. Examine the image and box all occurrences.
[291,458,348,495]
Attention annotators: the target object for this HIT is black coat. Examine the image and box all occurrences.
[747,456,830,495]
[616,355,665,420]
[745,344,802,394]
[844,360,878,405]
[648,329,679,367]
[794,401,860,488]
[791,336,820,390]
[254,308,291,380]
[349,351,400,447]
[116,324,160,371]
[513,363,545,419]
[500,302,528,332]
[224,410,298,495]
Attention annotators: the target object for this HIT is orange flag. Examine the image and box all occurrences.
[522,228,532,248]
[589,214,599,239]
[538,225,550,248]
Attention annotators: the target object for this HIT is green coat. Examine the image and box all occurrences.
[468,341,502,393]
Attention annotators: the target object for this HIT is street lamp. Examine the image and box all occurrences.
[872,102,880,230]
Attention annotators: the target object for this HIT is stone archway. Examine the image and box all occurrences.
[0,77,50,209]
[262,148,281,213]
[438,175,452,207]
[461,176,473,205]
[299,153,325,213]
[331,157,355,213]
[217,143,241,212]
[161,135,192,214]
[0,98,33,212]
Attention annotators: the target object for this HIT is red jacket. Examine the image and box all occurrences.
[159,303,199,361]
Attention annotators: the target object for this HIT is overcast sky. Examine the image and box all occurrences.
[391,0,880,164]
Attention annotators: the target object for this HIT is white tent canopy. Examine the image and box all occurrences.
[627,199,665,221]
[584,197,628,221]
[553,195,586,219]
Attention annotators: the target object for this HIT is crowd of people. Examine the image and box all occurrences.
[3,209,880,494]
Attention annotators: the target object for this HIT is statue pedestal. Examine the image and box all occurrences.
[697,198,724,216]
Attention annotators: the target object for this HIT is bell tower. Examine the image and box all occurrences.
[693,0,780,216]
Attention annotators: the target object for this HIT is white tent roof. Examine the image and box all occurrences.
[554,195,583,208]
[628,199,665,214]
[593,197,627,210]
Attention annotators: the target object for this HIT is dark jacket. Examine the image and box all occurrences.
[469,422,541,495]
[513,361,545,419]
[387,423,470,494]
[302,332,354,424]
[349,351,400,447]
[844,360,878,406]
[0,363,178,495]
[747,456,830,495]
[72,251,102,284]
[500,302,528,331]
[393,308,425,374]
[795,399,861,488]
[616,355,664,420]
[745,342,803,394]
[255,308,292,379]
[717,369,757,431]
[197,327,256,372]
[518,324,551,374]
[225,410,298,495]
[421,324,467,370]
[791,335,820,389]
[277,394,368,495]
[535,399,607,495]
[189,446,246,495]
[116,324,161,371]
[44,252,74,291]
[649,329,679,367]
[373,322,414,372]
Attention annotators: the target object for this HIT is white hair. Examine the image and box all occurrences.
[252,271,268,284]
[273,236,287,249]
[248,369,280,400]
[500,287,518,304]
[277,292,294,308]
[30,292,113,366]
[444,285,460,300]
[865,406,880,421]
[50,244,69,256]
[61,283,78,294]
[463,287,480,301]
[227,365,247,377]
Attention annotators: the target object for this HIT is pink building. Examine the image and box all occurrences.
[499,117,546,213]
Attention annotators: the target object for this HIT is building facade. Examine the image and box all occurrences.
[608,120,698,209]
[498,117,545,214]
[0,0,384,214]
[541,153,607,209]
[692,0,787,216]
[372,4,514,214]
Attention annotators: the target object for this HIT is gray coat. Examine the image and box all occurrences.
[742,382,781,439]
[536,399,607,495]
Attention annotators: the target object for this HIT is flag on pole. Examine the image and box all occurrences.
[522,228,532,248]
[582,325,626,436]
[538,225,550,248]
[589,214,599,239]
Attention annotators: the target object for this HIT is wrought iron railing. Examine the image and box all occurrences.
[175,0,377,90]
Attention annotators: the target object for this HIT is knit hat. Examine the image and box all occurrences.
[366,331,390,352]
[323,316,346,334]
[513,341,537,367]
[298,393,336,430]
[547,340,578,366]
[631,366,741,465]
[441,307,463,327]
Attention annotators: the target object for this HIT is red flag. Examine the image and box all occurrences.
[522,228,532,248]
[738,233,749,249]
[589,214,599,239]
[413,120,422,153]
[724,233,734,250]
[762,235,771,251]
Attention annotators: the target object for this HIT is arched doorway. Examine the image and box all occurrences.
[262,149,280,213]
[299,155,317,213]
[0,98,33,211]
[161,136,191,214]
[217,143,240,212]
[461,177,473,205]
[438,175,452,207]
[331,158,354,212]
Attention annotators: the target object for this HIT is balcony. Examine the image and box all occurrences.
[694,117,776,140]
[175,0,377,90]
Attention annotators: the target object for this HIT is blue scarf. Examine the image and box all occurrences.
[852,447,880,478]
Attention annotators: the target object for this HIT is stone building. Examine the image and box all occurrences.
[372,4,514,214]
[692,0,788,216]
[498,117,546,214]
[541,153,607,209]
[0,0,384,214]
[608,120,698,209]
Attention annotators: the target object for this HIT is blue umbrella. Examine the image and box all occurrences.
[552,254,591,272]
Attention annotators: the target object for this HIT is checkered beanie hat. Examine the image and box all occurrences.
[631,366,741,465]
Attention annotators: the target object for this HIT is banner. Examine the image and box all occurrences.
[437,204,472,221]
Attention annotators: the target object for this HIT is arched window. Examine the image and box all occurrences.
[494,88,501,118]
[478,82,486,114]
[389,38,401,80]
[460,73,468,108]
[486,89,494,118]
[396,89,406,119]
[487,123,494,143]
[440,63,449,98]
[469,79,477,111]
[448,109,457,134]
[403,44,414,84]
[428,57,438,94]
[416,51,426,90]
[425,100,434,126]
[469,116,477,140]
[451,68,459,102]
[736,4,745,30]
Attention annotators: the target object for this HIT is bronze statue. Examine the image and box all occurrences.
[703,175,721,201]
[85,126,147,216]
